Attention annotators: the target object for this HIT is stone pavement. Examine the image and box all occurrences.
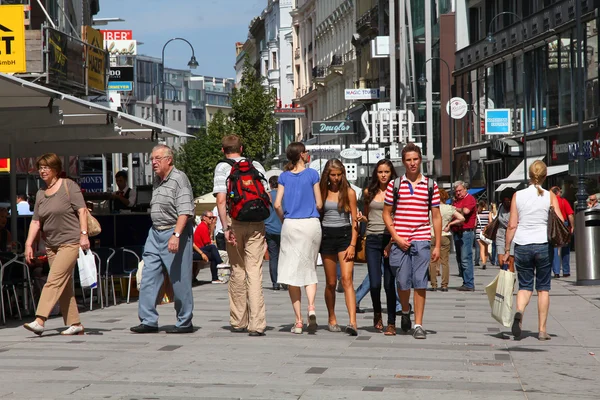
[1,258,599,400]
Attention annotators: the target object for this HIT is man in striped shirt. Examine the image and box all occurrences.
[383,143,441,339]
[131,144,195,334]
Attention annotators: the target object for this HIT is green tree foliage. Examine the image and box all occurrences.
[175,111,232,197]
[229,56,278,162]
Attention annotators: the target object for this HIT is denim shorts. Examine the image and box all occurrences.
[514,243,553,291]
[320,226,352,255]
[389,241,431,291]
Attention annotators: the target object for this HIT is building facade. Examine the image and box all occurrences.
[453,0,598,200]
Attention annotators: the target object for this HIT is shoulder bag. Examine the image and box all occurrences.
[64,180,101,237]
[547,206,570,247]
[477,214,493,245]
[482,206,500,241]
[354,235,367,263]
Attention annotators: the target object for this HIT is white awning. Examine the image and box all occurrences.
[495,158,568,192]
[495,156,545,192]
[0,138,156,158]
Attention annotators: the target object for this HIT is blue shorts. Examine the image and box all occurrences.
[389,241,431,291]
[514,243,553,291]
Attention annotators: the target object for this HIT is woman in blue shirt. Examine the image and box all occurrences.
[274,142,323,334]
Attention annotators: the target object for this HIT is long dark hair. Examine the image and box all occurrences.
[364,159,397,204]
[319,159,351,212]
[284,142,305,171]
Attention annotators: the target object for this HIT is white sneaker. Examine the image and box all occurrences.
[23,321,44,335]
[60,325,85,336]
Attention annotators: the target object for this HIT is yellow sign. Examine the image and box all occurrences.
[82,26,106,91]
[0,5,26,73]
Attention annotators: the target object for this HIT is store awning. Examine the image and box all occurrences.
[0,138,156,158]
[495,157,568,192]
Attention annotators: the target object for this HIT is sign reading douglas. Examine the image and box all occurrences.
[312,121,356,135]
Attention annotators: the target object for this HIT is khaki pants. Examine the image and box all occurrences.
[36,243,80,326]
[429,236,451,289]
[227,221,266,333]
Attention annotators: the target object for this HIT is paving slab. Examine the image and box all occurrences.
[0,257,598,399]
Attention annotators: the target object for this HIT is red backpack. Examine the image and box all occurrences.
[221,158,271,222]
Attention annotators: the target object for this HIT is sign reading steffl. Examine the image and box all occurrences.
[312,121,356,135]
[0,5,26,73]
[345,88,380,100]
[361,110,416,144]
[484,109,511,135]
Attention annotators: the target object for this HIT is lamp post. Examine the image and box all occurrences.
[418,57,453,185]
[161,38,198,127]
[151,82,180,124]
[574,0,587,213]
[486,11,527,185]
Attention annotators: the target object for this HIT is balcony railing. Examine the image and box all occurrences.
[354,78,379,89]
[312,66,326,78]
[343,49,355,63]
[330,54,343,66]
[356,5,378,35]
[295,47,300,59]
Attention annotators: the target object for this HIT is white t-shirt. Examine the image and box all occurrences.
[513,185,550,245]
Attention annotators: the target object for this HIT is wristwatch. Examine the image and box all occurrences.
[173,232,181,238]
[81,230,88,236]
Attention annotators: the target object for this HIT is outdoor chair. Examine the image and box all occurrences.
[0,252,36,324]
[105,247,139,305]
[94,247,115,308]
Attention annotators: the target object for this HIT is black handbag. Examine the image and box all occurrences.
[547,206,571,247]
[482,217,500,241]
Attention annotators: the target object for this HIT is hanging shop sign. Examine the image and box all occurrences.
[345,88,380,100]
[312,121,356,135]
[274,107,306,118]
[339,148,363,160]
[0,5,26,73]
[100,30,133,41]
[361,109,416,144]
[105,39,137,55]
[446,97,468,119]
[107,81,133,91]
[82,26,106,91]
[108,66,134,82]
[484,109,511,135]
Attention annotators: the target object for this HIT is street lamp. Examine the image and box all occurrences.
[487,11,527,185]
[574,0,587,213]
[419,56,453,185]
[161,38,198,127]
[151,82,180,124]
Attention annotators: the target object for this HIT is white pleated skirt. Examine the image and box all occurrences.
[277,217,322,286]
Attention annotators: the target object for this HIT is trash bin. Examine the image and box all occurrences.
[575,209,600,285]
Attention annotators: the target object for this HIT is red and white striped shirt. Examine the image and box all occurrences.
[384,175,440,243]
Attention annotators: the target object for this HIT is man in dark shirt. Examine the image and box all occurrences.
[193,210,223,284]
[452,181,477,291]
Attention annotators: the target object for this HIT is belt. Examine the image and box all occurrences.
[462,228,475,232]
[154,224,176,231]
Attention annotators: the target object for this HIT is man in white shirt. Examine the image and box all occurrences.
[589,193,600,210]
[112,170,137,211]
[16,194,33,215]
[211,205,225,250]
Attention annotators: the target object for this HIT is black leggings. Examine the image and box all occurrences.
[365,234,397,325]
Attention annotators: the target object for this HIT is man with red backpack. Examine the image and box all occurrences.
[213,135,270,337]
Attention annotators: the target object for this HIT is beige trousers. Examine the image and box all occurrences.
[36,243,81,326]
[227,221,266,333]
[430,236,451,289]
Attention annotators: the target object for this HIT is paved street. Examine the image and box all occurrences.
[1,257,599,400]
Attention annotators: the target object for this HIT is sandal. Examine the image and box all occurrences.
[291,321,303,334]
[384,324,396,336]
[373,313,383,331]
[538,332,551,341]
[345,324,358,336]
[307,309,317,334]
[327,323,341,332]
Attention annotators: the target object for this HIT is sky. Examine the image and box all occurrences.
[96,0,266,78]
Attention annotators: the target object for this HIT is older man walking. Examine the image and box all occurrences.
[452,181,477,291]
[131,144,195,334]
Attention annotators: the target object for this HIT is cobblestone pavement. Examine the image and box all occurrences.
[1,257,599,399]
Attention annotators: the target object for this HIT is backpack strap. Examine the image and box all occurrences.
[391,177,401,215]
[427,177,435,210]
[218,158,236,167]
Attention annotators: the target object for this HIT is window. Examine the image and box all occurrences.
[173,110,176,121]
[141,107,145,119]
[272,51,277,69]
[178,110,182,121]
[585,20,598,120]
[264,60,269,74]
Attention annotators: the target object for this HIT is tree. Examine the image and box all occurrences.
[229,56,278,163]
[175,111,232,197]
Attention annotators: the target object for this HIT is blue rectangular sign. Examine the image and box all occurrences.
[107,81,133,91]
[78,174,103,193]
[485,109,511,135]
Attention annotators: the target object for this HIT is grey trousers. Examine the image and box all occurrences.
[138,223,194,328]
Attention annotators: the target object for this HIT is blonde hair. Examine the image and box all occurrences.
[529,160,547,196]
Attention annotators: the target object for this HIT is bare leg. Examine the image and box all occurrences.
[516,289,533,314]
[305,283,317,311]
[288,286,302,323]
[398,289,411,313]
[479,241,488,264]
[413,289,426,326]
[322,255,338,325]
[537,290,550,333]
[339,255,356,326]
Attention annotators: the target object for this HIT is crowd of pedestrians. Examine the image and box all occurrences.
[20,138,573,342]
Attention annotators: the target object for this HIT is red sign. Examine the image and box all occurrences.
[100,30,133,41]
[0,158,9,172]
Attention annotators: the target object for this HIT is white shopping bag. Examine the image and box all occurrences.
[77,248,98,289]
[485,269,516,327]
[136,260,144,290]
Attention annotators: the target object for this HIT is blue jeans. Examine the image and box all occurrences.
[473,234,480,265]
[515,243,553,291]
[552,245,571,276]
[139,224,194,328]
[491,242,497,265]
[454,230,475,289]
[265,233,281,285]
[193,244,223,281]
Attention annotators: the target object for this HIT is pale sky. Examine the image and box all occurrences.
[96,0,266,78]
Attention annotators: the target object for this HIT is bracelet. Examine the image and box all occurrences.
[349,244,355,248]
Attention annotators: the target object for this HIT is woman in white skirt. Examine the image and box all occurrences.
[274,142,323,334]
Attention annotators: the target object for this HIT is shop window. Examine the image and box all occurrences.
[585,20,598,120]
[559,30,574,125]
[546,39,560,128]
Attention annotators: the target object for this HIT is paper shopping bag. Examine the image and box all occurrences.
[485,269,516,327]
[77,248,98,289]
